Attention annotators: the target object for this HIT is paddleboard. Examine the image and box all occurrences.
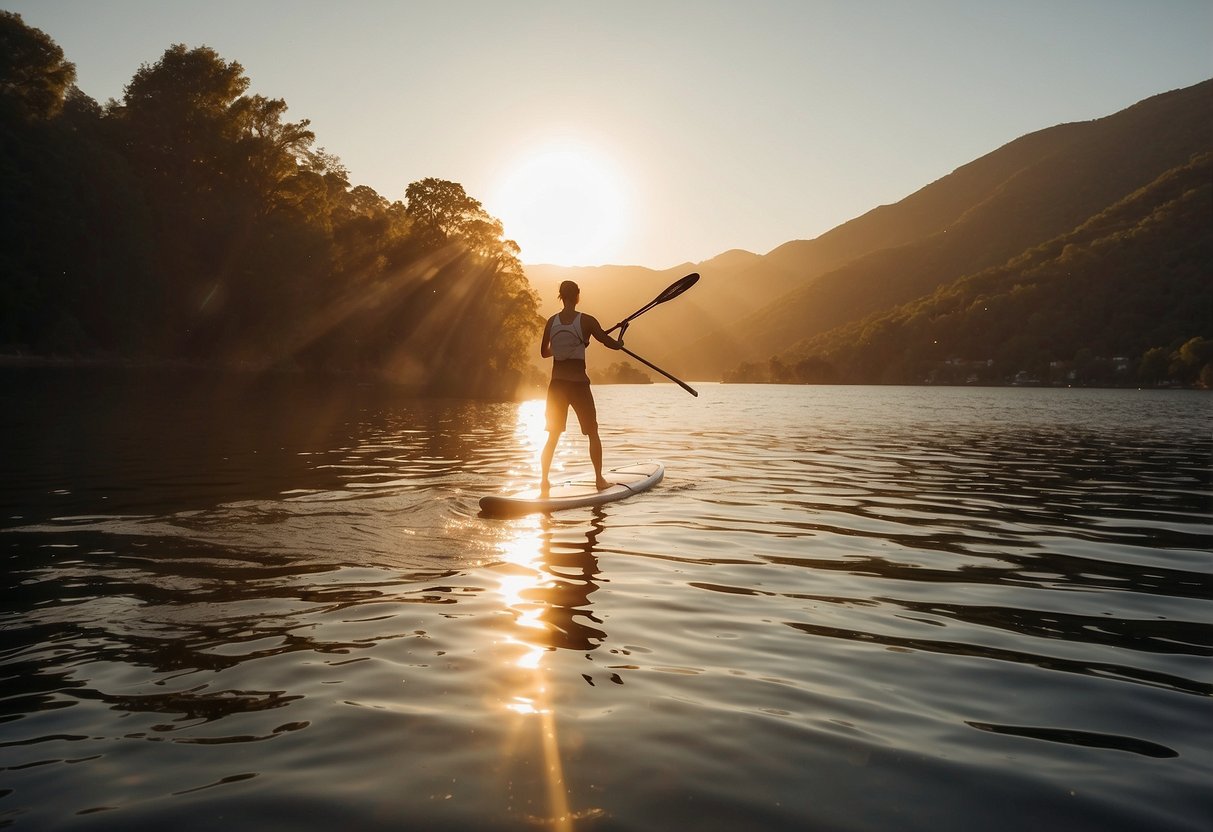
[479,461,664,517]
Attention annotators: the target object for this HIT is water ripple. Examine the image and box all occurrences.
[1,377,1210,831]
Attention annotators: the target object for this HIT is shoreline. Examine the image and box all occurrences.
[2,354,1205,391]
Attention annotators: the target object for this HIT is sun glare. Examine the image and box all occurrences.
[490,143,627,266]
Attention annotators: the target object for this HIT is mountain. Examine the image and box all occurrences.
[758,151,1212,385]
[667,79,1213,378]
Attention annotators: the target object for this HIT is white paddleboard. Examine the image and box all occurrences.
[479,461,664,517]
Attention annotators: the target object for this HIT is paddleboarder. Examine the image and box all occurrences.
[540,280,623,493]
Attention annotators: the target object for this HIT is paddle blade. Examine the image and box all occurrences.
[607,272,702,334]
[655,272,699,304]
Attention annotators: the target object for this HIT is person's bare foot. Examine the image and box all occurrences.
[596,478,611,491]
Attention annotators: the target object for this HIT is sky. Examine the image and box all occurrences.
[6,1,1211,269]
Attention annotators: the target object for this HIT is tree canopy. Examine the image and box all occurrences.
[0,10,75,121]
[0,16,539,397]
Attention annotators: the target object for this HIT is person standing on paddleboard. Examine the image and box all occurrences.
[540,280,623,493]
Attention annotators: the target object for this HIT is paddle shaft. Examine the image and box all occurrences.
[619,346,698,397]
[605,273,698,336]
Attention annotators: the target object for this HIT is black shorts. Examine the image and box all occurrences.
[546,380,598,435]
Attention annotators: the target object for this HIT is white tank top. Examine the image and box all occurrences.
[549,313,587,361]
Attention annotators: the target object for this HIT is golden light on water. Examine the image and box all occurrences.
[505,695,543,716]
[485,402,614,829]
[498,544,553,675]
[514,399,548,456]
[494,519,573,831]
[495,524,555,671]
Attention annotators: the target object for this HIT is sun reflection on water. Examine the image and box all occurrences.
[494,517,570,829]
[491,499,610,830]
[515,398,547,456]
[486,403,618,828]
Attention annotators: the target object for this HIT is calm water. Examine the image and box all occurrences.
[2,370,1211,831]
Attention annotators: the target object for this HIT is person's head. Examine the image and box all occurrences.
[558,280,580,303]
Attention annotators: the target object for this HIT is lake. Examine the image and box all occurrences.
[2,370,1210,831]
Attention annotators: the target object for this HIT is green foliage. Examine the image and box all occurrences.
[0,11,75,121]
[1172,336,1213,386]
[0,23,540,397]
[755,153,1213,387]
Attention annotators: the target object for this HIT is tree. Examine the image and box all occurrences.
[0,14,158,354]
[768,356,793,383]
[346,184,390,218]
[0,31,539,397]
[392,178,538,394]
[106,45,347,359]
[0,11,75,121]
[793,356,839,384]
[1175,336,1213,385]
[404,178,519,262]
[1138,347,1171,386]
[230,93,317,213]
[592,362,652,384]
[119,44,252,193]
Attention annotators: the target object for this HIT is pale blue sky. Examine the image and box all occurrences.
[7,1,1211,268]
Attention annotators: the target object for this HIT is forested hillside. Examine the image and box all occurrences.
[0,12,538,397]
[680,79,1213,380]
[731,152,1213,386]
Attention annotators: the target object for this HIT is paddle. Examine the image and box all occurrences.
[619,346,699,397]
[605,272,699,336]
[600,272,700,397]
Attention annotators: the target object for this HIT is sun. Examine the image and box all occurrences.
[489,142,627,266]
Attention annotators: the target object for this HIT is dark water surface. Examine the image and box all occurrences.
[2,369,1211,831]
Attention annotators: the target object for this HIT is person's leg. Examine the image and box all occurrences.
[588,429,608,490]
[542,382,568,493]
[540,431,559,492]
[571,386,608,490]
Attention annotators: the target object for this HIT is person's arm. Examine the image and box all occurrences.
[540,316,553,358]
[583,315,623,350]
